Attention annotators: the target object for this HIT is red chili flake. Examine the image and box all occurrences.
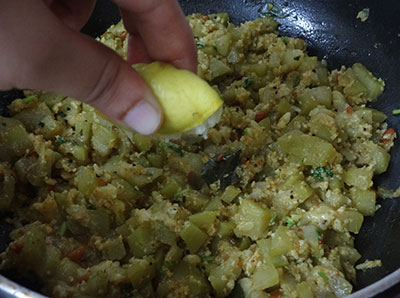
[318,239,323,245]
[120,31,128,42]
[381,128,395,144]
[255,110,267,122]
[187,171,196,182]
[77,274,89,284]
[200,15,210,21]
[10,241,24,254]
[271,290,283,298]
[346,106,354,115]
[47,184,55,191]
[162,244,171,252]
[216,154,225,162]
[372,189,379,199]
[297,228,303,233]
[68,245,85,263]
[252,198,257,202]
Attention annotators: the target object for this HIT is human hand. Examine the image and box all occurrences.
[0,0,197,134]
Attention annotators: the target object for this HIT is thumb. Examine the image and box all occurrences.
[0,1,162,135]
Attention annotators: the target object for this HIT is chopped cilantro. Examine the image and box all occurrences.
[159,142,183,156]
[392,109,400,115]
[242,78,254,89]
[212,44,217,50]
[285,216,296,227]
[164,261,174,268]
[23,95,35,104]
[316,229,322,240]
[203,255,216,263]
[269,213,278,226]
[55,136,69,146]
[54,136,77,146]
[196,42,206,49]
[167,142,183,156]
[318,271,329,281]
[281,36,289,43]
[243,128,250,136]
[311,167,333,181]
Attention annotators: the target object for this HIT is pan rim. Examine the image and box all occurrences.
[0,269,399,297]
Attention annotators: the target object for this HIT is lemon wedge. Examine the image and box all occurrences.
[134,62,223,137]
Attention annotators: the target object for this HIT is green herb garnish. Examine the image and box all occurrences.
[59,221,67,236]
[285,216,296,227]
[392,109,400,115]
[196,42,206,49]
[164,261,174,268]
[316,229,322,240]
[54,136,77,146]
[311,167,333,181]
[55,136,69,146]
[269,213,278,226]
[281,36,289,43]
[23,95,35,104]
[243,128,250,136]
[318,271,329,281]
[160,142,183,156]
[166,142,183,156]
[203,255,216,263]
[242,78,254,89]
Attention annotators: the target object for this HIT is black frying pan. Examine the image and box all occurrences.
[1,0,400,297]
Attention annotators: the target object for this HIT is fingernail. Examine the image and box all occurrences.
[123,99,161,135]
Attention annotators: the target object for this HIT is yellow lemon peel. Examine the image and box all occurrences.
[134,62,223,136]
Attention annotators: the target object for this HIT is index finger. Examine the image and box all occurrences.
[114,0,197,73]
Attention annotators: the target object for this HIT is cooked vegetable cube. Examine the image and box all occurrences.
[339,210,364,234]
[251,263,279,290]
[234,199,273,240]
[189,211,218,232]
[278,132,340,167]
[180,222,209,253]
[0,117,32,162]
[127,225,157,258]
[343,166,373,190]
[350,187,376,216]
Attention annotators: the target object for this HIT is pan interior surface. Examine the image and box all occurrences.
[0,0,399,295]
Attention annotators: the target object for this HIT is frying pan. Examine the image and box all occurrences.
[0,0,400,297]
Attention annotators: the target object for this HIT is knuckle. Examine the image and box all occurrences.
[84,55,122,108]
